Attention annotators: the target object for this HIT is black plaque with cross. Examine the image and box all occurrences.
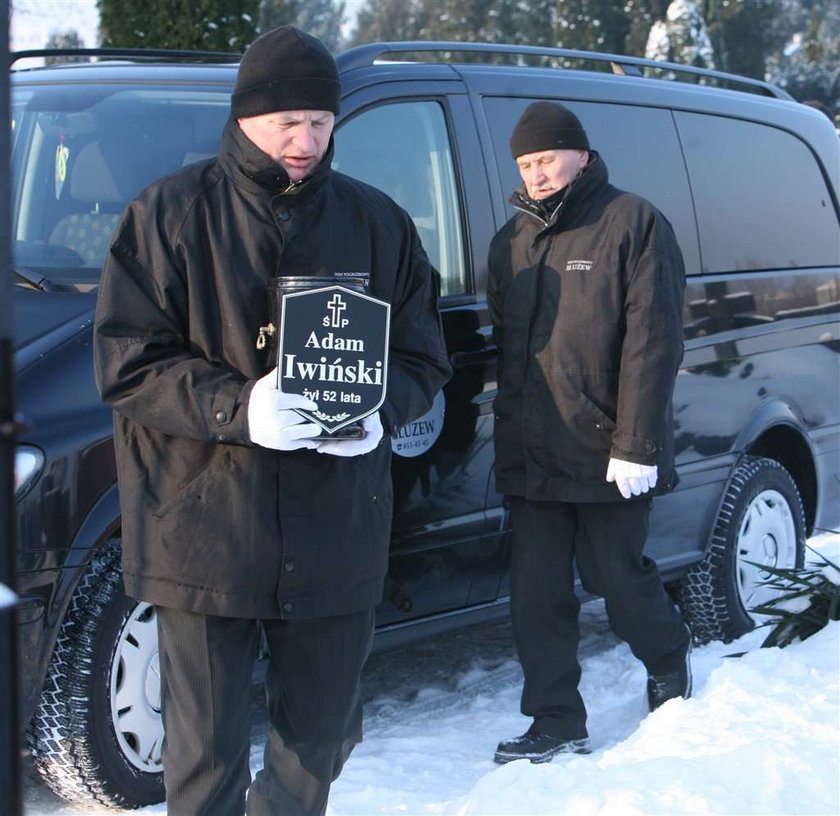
[276,285,391,435]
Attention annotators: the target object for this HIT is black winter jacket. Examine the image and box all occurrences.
[487,152,685,503]
[94,119,451,618]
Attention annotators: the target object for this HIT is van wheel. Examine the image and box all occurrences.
[27,539,165,809]
[676,456,805,645]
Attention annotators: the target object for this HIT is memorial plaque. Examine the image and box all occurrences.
[277,285,390,434]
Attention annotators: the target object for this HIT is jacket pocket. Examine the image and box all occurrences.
[561,390,616,479]
[152,452,236,520]
[577,391,616,435]
[149,452,247,588]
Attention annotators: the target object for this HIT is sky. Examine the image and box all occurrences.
[10,1,100,52]
[23,532,840,815]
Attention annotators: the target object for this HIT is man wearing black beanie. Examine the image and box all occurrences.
[94,25,451,816]
[487,101,691,763]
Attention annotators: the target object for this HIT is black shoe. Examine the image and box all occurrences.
[493,728,591,764]
[647,638,693,712]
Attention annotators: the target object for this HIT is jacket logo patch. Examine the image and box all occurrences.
[566,259,593,272]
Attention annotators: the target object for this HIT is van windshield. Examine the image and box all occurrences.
[11,84,231,287]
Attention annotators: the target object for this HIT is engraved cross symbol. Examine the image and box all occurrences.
[326,294,347,328]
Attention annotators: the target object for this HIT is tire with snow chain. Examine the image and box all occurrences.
[676,456,805,645]
[27,538,165,809]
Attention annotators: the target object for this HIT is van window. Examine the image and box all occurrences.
[11,86,229,277]
[483,97,701,275]
[675,112,839,273]
[334,100,467,297]
[10,88,32,151]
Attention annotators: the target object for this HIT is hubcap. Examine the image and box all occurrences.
[736,488,797,611]
[110,602,163,773]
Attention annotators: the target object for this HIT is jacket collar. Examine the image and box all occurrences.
[510,150,609,230]
[217,116,334,198]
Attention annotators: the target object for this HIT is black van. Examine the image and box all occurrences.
[11,43,840,808]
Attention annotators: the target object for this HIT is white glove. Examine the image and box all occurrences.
[606,457,658,499]
[247,369,322,451]
[316,412,384,457]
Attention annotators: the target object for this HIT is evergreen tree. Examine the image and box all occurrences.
[299,0,346,51]
[494,0,558,48]
[259,0,346,52]
[555,0,630,54]
[703,0,782,79]
[98,0,258,53]
[44,30,90,64]
[350,0,431,45]
[258,0,297,31]
[422,0,559,48]
[347,0,835,106]
[427,0,500,42]
[645,0,715,68]
[624,0,670,56]
[351,0,558,58]
[766,1,840,111]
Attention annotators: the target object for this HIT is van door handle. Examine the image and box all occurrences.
[449,347,497,368]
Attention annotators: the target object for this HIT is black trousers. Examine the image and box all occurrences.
[509,496,689,739]
[156,605,375,816]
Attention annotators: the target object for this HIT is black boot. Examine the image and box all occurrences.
[647,638,692,711]
[494,727,591,764]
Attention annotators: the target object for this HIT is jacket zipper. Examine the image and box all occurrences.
[513,197,565,228]
[256,181,303,349]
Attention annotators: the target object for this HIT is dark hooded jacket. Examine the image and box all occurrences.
[487,151,685,503]
[94,118,452,618]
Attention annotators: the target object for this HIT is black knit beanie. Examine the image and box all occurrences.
[509,101,590,159]
[231,26,340,118]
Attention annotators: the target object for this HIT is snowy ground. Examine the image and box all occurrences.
[23,534,840,816]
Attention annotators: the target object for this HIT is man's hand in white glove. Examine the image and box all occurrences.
[316,412,384,457]
[247,369,322,451]
[606,457,658,499]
